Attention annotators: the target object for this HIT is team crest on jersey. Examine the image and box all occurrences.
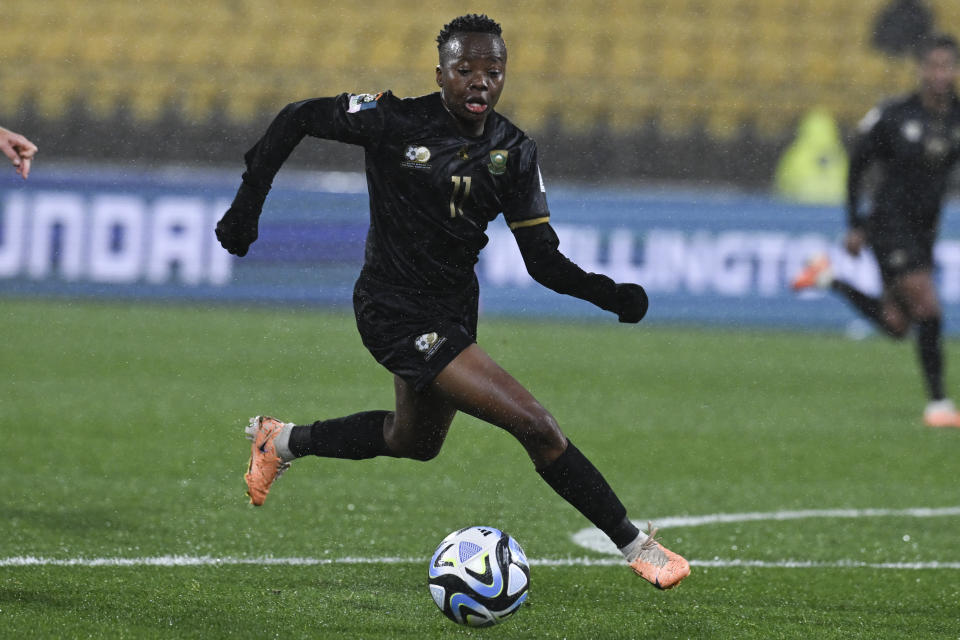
[347,93,383,114]
[414,332,447,360]
[487,150,508,175]
[402,145,432,169]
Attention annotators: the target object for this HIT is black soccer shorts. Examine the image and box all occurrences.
[353,276,478,392]
[867,228,935,287]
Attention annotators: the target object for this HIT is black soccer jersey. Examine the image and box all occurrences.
[848,92,960,236]
[239,91,549,294]
[230,90,626,316]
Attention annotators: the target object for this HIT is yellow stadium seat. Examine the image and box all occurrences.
[706,88,751,140]
[0,26,29,62]
[35,23,73,64]
[0,73,32,117]
[657,88,704,138]
[702,38,746,85]
[501,78,552,131]
[605,82,658,134]
[13,0,948,139]
[86,73,127,120]
[129,78,176,122]
[931,0,960,24]
[223,74,277,124]
[178,74,222,124]
[35,70,81,121]
[557,37,603,78]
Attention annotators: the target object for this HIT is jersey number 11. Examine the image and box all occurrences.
[449,176,472,218]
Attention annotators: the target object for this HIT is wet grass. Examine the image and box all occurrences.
[2,299,959,638]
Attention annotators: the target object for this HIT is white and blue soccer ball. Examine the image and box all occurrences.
[427,526,530,627]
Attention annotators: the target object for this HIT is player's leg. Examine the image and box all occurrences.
[831,280,910,338]
[243,408,396,506]
[427,343,689,589]
[431,344,564,467]
[243,390,456,506]
[245,278,476,505]
[891,269,958,426]
[792,250,910,338]
[896,269,942,399]
[383,375,457,461]
[281,376,456,462]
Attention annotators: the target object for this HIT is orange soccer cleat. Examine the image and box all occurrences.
[628,523,690,589]
[923,399,960,428]
[791,253,833,291]
[244,416,292,506]
[628,523,690,590]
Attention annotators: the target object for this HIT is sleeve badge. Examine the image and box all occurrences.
[347,92,383,114]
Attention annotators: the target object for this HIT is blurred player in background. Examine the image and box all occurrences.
[0,126,37,179]
[216,14,689,589]
[793,34,960,428]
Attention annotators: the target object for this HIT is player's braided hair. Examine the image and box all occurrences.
[437,14,502,50]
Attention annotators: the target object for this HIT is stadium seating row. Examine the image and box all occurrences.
[1,0,957,139]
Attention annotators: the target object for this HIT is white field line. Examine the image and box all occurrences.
[1,555,959,570]
[573,506,960,555]
[6,507,959,570]
[649,506,960,529]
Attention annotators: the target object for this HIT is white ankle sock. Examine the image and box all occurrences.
[273,423,295,462]
[618,529,648,562]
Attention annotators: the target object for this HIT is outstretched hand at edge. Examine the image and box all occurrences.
[0,127,37,180]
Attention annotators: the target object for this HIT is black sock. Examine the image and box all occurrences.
[916,317,945,401]
[831,280,893,331]
[537,440,639,548]
[288,411,394,460]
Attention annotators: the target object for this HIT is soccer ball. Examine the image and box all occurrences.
[427,526,530,627]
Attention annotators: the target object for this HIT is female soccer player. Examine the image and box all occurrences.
[216,14,689,589]
[793,34,960,428]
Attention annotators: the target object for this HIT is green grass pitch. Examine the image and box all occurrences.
[2,298,959,639]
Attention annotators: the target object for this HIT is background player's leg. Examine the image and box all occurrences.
[428,344,641,549]
[831,279,910,338]
[893,270,945,401]
[792,253,909,337]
